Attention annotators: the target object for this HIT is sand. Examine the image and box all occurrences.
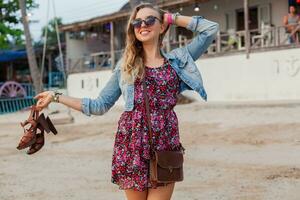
[1,101,300,200]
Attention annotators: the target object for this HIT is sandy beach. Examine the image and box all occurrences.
[1,101,300,200]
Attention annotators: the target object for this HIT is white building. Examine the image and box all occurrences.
[60,0,300,103]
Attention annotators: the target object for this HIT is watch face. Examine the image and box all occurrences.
[53,92,62,102]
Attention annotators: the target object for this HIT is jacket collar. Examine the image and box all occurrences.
[160,48,176,60]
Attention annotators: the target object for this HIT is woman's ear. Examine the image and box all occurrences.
[160,23,170,35]
[160,23,166,34]
[160,13,169,34]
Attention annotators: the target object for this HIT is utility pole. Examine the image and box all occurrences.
[244,0,250,59]
[110,21,115,69]
[19,0,43,93]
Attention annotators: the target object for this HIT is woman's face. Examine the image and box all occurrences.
[290,6,296,14]
[133,7,164,44]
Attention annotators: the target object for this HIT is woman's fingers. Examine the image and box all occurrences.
[34,92,47,99]
[34,91,52,101]
[36,99,48,110]
[35,104,43,111]
[163,13,169,25]
[36,99,45,107]
[34,94,41,99]
[34,91,53,110]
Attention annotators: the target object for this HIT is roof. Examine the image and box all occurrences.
[0,50,27,62]
[59,0,209,32]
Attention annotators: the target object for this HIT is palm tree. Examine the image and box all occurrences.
[19,0,43,93]
[41,17,64,47]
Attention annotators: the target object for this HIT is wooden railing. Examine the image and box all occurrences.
[0,97,36,114]
[0,82,36,114]
[67,25,300,73]
[167,25,300,55]
[209,25,300,54]
[67,49,124,74]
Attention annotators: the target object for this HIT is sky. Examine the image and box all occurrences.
[29,0,129,41]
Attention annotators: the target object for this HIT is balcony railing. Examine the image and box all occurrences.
[67,24,300,74]
[67,50,124,74]
[209,25,300,55]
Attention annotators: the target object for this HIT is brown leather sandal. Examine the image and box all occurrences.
[37,113,51,133]
[27,123,45,155]
[17,106,39,150]
[26,115,58,154]
[46,116,57,135]
[17,106,58,154]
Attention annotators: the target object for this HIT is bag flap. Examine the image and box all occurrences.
[155,151,183,168]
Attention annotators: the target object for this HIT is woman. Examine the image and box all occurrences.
[283,5,300,43]
[35,3,219,200]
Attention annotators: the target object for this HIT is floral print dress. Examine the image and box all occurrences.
[111,58,182,191]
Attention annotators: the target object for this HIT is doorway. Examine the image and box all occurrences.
[236,7,259,31]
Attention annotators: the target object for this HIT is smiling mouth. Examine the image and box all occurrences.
[140,30,151,35]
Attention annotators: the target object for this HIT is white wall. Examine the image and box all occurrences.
[68,47,300,104]
[67,69,124,106]
[189,48,300,102]
[65,32,89,60]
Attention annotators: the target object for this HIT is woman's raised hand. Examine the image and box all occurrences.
[34,91,54,111]
[163,12,170,26]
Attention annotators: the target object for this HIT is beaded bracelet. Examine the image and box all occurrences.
[166,12,180,25]
[172,12,180,25]
[167,13,173,25]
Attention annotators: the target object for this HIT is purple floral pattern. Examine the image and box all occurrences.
[111,59,182,191]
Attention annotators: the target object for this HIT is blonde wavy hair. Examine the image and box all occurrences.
[121,3,170,84]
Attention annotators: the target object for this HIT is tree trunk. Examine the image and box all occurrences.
[19,0,43,93]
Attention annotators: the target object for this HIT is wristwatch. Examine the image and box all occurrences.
[51,91,62,103]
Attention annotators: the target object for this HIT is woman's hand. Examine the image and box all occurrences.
[34,91,54,111]
[163,12,170,27]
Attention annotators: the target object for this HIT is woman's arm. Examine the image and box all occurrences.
[35,90,83,112]
[81,67,121,116]
[35,65,121,116]
[283,15,288,26]
[174,15,219,60]
[283,15,293,32]
[174,15,194,30]
[55,95,82,111]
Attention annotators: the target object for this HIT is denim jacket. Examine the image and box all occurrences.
[82,16,219,116]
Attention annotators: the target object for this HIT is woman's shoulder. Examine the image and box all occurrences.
[113,57,124,72]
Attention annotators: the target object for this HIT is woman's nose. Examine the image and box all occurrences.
[141,21,147,27]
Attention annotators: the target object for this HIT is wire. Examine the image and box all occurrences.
[52,0,73,121]
[56,1,128,20]
[40,0,50,86]
[58,0,127,14]
[61,5,126,19]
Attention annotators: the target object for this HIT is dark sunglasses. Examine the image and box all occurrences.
[131,15,161,29]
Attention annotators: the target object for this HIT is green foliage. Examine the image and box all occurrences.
[40,17,65,47]
[0,0,38,49]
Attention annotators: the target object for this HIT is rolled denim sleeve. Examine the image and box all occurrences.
[185,16,219,60]
[81,67,121,116]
